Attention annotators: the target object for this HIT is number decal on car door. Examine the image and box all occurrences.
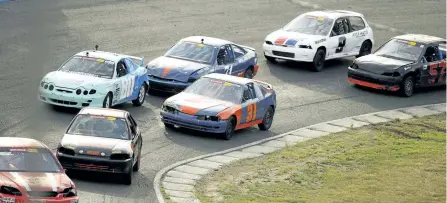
[335,36,346,53]
[428,60,446,83]
[245,103,257,122]
[121,77,135,99]
[224,65,233,75]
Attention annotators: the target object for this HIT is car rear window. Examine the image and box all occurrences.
[0,148,61,172]
[67,114,130,140]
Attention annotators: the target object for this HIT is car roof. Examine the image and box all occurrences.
[181,36,233,47]
[203,73,253,85]
[303,10,364,19]
[74,50,126,63]
[393,34,446,44]
[78,107,128,118]
[0,137,46,148]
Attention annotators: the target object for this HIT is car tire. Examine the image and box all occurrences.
[265,54,276,63]
[399,75,414,97]
[221,117,236,140]
[258,106,274,131]
[356,40,372,58]
[103,93,112,108]
[244,67,254,79]
[312,49,326,72]
[147,87,156,95]
[132,83,147,106]
[123,161,133,185]
[133,149,141,172]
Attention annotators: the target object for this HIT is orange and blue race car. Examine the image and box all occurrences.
[160,73,276,140]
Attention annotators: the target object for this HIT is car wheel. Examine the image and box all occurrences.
[123,161,133,185]
[312,49,326,72]
[265,54,276,63]
[132,84,147,106]
[103,93,112,108]
[133,150,141,172]
[244,68,254,79]
[399,75,414,97]
[221,117,236,140]
[356,40,372,58]
[258,106,274,131]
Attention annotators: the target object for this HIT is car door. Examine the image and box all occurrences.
[215,45,237,75]
[421,44,446,86]
[115,59,134,103]
[326,17,352,59]
[240,84,262,126]
[126,114,140,165]
[230,44,249,76]
[347,16,369,55]
[251,83,266,119]
[124,58,141,99]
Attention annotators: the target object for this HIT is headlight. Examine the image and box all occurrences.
[197,115,220,122]
[0,186,22,196]
[62,187,77,197]
[89,89,96,94]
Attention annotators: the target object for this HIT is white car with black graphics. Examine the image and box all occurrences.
[263,10,374,71]
[39,48,149,109]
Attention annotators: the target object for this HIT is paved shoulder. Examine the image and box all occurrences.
[154,103,446,203]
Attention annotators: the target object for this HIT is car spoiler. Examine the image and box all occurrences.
[237,44,256,52]
[253,79,273,90]
[124,55,145,67]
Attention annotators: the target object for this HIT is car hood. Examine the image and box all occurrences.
[266,29,322,46]
[164,92,235,116]
[146,56,211,82]
[0,172,72,192]
[60,134,131,156]
[355,54,414,74]
[42,71,110,89]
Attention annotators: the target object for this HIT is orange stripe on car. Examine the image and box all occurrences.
[348,77,399,91]
[162,67,174,78]
[217,105,242,125]
[180,105,200,115]
[235,119,263,130]
[253,65,259,74]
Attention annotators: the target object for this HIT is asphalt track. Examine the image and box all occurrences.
[0,0,445,202]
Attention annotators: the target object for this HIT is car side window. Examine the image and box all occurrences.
[231,44,247,59]
[253,83,264,99]
[424,45,441,63]
[116,60,129,77]
[129,114,138,127]
[126,115,136,135]
[331,18,350,36]
[348,16,365,31]
[125,58,136,72]
[440,43,446,59]
[247,83,256,98]
[217,45,235,65]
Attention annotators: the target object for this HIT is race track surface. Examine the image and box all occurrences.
[0,0,445,202]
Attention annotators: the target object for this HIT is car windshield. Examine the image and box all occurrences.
[67,114,130,140]
[183,77,243,104]
[374,39,424,62]
[283,15,334,36]
[165,41,216,64]
[0,148,61,172]
[59,56,115,79]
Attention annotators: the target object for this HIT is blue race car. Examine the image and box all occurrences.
[160,73,276,140]
[146,36,259,93]
[39,48,149,109]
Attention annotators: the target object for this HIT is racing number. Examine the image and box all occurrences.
[335,36,346,53]
[428,60,446,83]
[224,65,233,75]
[121,77,135,99]
[245,103,257,122]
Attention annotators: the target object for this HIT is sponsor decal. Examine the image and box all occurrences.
[224,82,232,86]
[274,37,287,45]
[274,37,298,47]
[87,151,100,156]
[9,149,26,152]
[408,41,416,46]
[315,38,326,44]
[27,149,38,153]
[107,117,116,121]
[353,30,368,37]
[112,150,122,154]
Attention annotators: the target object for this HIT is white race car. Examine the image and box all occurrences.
[263,10,374,72]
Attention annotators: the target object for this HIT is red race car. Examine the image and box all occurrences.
[0,137,79,203]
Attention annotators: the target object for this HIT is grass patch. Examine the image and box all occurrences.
[195,114,446,203]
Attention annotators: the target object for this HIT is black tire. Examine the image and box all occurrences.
[132,83,147,106]
[103,93,112,108]
[265,54,276,63]
[133,149,141,172]
[399,75,415,97]
[221,117,236,140]
[312,49,326,72]
[258,106,274,131]
[244,68,254,79]
[123,161,133,185]
[356,40,372,58]
[147,87,156,95]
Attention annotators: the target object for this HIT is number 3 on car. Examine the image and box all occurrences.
[245,103,257,122]
[121,76,135,99]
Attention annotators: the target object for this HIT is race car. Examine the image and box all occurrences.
[348,34,446,97]
[263,10,374,72]
[160,73,276,140]
[0,137,79,203]
[56,107,143,185]
[39,46,149,109]
[146,36,259,93]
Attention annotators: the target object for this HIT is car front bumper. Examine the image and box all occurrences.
[348,67,402,91]
[57,153,132,174]
[38,87,106,108]
[160,111,228,133]
[148,76,192,93]
[263,43,316,62]
[0,194,79,203]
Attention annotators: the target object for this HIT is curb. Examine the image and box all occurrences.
[154,103,446,203]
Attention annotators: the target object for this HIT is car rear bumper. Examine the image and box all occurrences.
[38,88,105,108]
[263,43,315,62]
[348,67,402,91]
[0,195,79,203]
[148,76,191,93]
[57,153,132,174]
[160,111,227,133]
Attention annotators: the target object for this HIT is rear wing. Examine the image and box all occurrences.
[236,44,256,52]
[253,79,273,90]
[124,55,145,67]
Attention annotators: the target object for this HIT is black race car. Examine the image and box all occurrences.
[56,107,143,185]
[348,34,446,97]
